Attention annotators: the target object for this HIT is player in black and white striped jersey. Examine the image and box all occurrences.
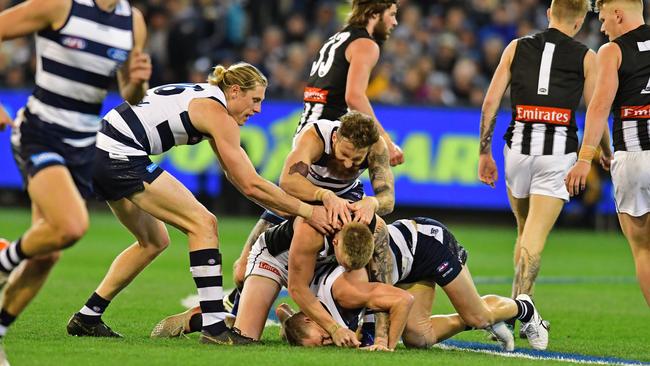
[566,0,650,306]
[64,62,331,346]
[477,0,609,325]
[276,217,548,351]
[0,1,150,362]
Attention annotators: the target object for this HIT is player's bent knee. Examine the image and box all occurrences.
[402,331,436,349]
[55,220,89,249]
[190,210,218,237]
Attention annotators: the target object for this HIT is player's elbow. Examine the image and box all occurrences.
[376,196,395,216]
[345,92,367,109]
[480,97,499,116]
[239,178,264,200]
[278,176,298,196]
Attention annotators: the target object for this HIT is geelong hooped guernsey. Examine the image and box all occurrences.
[26,0,133,146]
[303,119,368,195]
[96,83,224,156]
[612,25,650,152]
[297,26,375,133]
[505,28,588,155]
[388,218,466,285]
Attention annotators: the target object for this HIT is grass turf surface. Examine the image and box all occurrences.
[0,207,648,365]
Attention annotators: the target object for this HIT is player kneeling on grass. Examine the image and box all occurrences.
[64,62,331,346]
[150,219,404,346]
[276,217,549,351]
[152,217,549,351]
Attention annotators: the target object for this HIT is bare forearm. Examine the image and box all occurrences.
[374,191,394,216]
[290,286,338,332]
[368,220,393,344]
[582,104,610,148]
[387,302,411,350]
[479,105,498,155]
[122,82,148,105]
[369,140,394,215]
[243,178,311,219]
[598,122,612,155]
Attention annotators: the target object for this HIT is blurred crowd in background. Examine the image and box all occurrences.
[0,0,612,107]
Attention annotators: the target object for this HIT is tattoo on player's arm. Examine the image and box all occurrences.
[479,114,497,155]
[369,146,395,215]
[368,219,392,344]
[288,161,309,177]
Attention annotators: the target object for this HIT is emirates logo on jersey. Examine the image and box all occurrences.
[621,105,650,119]
[515,105,571,126]
[304,87,328,103]
[259,261,281,276]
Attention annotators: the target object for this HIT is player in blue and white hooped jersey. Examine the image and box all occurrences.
[277,217,549,351]
[225,0,403,320]
[229,112,395,347]
[230,111,394,290]
[64,62,331,346]
[0,0,150,360]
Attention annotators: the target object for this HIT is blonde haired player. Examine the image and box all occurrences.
[64,62,330,345]
[478,0,610,335]
[566,0,650,306]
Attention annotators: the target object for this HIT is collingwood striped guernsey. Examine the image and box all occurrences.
[612,24,650,152]
[96,83,224,156]
[18,0,133,147]
[297,26,375,134]
[504,28,588,155]
[310,263,363,331]
[301,119,368,196]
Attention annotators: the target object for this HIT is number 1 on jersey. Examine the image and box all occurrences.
[537,42,556,95]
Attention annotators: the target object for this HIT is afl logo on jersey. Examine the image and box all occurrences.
[61,37,87,50]
[107,48,129,62]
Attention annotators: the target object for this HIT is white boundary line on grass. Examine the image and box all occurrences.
[437,340,650,366]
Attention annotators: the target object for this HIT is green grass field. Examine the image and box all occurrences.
[1,207,648,365]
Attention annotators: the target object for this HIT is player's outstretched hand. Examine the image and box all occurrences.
[322,191,351,229]
[331,327,360,348]
[0,106,13,132]
[306,206,334,235]
[565,160,591,197]
[478,154,498,188]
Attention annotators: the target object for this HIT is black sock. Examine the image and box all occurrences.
[77,292,111,324]
[190,249,227,336]
[0,238,28,274]
[515,299,535,322]
[189,313,203,333]
[0,308,17,338]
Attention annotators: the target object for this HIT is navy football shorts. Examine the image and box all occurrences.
[92,149,164,201]
[11,110,96,199]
